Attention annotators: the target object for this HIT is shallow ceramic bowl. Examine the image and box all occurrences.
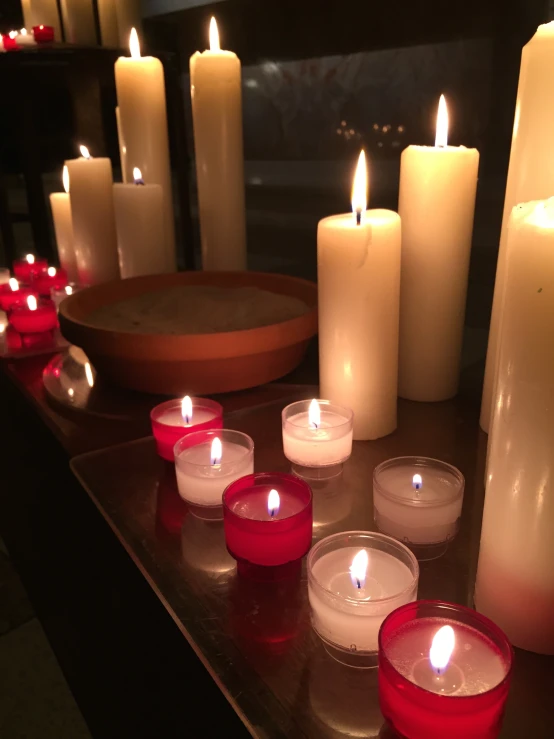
[58,272,318,395]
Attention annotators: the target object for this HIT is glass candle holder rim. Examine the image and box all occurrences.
[282,398,354,429]
[150,397,223,427]
[308,530,419,607]
[378,599,514,700]
[223,471,313,523]
[373,456,465,508]
[174,428,254,467]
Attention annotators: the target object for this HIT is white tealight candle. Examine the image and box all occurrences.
[282,399,354,468]
[16,28,36,47]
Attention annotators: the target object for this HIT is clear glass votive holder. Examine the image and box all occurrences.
[282,399,353,474]
[51,283,79,310]
[308,531,419,668]
[373,457,465,561]
[378,600,513,739]
[174,429,254,517]
[151,397,223,461]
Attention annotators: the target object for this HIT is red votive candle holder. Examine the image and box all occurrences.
[9,295,58,334]
[223,473,313,569]
[33,266,68,296]
[32,25,54,43]
[2,33,18,51]
[13,255,47,282]
[0,280,36,311]
[378,600,513,739]
[151,396,223,461]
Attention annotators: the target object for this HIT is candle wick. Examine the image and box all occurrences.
[356,578,361,589]
[356,208,362,226]
[270,509,275,518]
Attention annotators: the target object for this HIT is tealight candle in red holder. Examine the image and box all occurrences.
[13,254,47,282]
[0,279,36,311]
[223,473,313,570]
[2,32,18,51]
[151,396,223,461]
[33,266,68,296]
[378,600,513,739]
[9,295,58,334]
[32,25,54,43]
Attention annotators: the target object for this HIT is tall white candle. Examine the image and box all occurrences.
[65,145,120,286]
[398,96,479,401]
[97,0,119,47]
[59,0,97,45]
[481,22,554,432]
[115,107,128,183]
[49,166,78,282]
[190,17,247,271]
[21,0,62,40]
[115,29,176,273]
[475,197,554,654]
[318,151,401,440]
[113,167,166,278]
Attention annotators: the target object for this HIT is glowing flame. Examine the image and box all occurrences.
[351,150,368,222]
[9,278,18,291]
[79,145,91,159]
[349,549,369,589]
[435,94,448,147]
[267,489,280,517]
[27,295,37,311]
[181,395,193,424]
[62,165,69,194]
[9,31,17,39]
[65,286,73,295]
[26,254,35,264]
[412,474,423,491]
[20,28,27,36]
[47,267,56,277]
[85,362,94,388]
[129,28,140,58]
[430,625,455,674]
[133,167,143,184]
[308,398,320,429]
[209,17,220,51]
[68,387,74,398]
[211,437,222,466]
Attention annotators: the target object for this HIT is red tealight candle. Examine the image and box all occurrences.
[223,473,313,569]
[13,254,48,282]
[2,32,19,51]
[378,601,513,739]
[9,294,58,334]
[32,25,54,43]
[33,266,68,296]
[0,279,36,311]
[150,396,223,461]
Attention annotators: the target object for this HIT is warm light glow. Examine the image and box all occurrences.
[182,395,193,424]
[351,150,368,222]
[9,31,17,39]
[209,17,220,51]
[435,94,448,147]
[211,437,222,465]
[349,549,369,589]
[412,473,423,491]
[68,387,74,398]
[9,278,18,292]
[65,285,73,295]
[62,165,69,194]
[267,489,280,517]
[27,295,37,311]
[133,167,143,183]
[85,362,94,388]
[430,625,455,674]
[47,267,56,277]
[26,254,35,264]
[20,28,27,36]
[79,145,91,159]
[129,28,140,58]
[308,399,321,429]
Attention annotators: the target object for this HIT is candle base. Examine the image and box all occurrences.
[374,518,452,561]
[291,462,343,481]
[316,631,378,669]
[187,502,223,521]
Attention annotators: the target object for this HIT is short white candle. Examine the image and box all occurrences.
[308,532,418,660]
[15,29,36,47]
[373,457,464,547]
[282,399,353,468]
[49,166,78,282]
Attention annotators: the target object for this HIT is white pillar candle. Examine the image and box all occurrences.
[398,96,479,401]
[97,0,119,47]
[115,30,176,273]
[59,0,97,45]
[113,168,166,278]
[190,17,247,271]
[115,107,128,183]
[65,145,120,286]
[281,399,353,468]
[481,22,554,432]
[475,197,554,655]
[49,166,78,283]
[115,0,142,49]
[21,0,62,40]
[15,29,36,47]
[318,151,401,440]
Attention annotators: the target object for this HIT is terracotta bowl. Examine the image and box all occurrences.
[58,272,318,395]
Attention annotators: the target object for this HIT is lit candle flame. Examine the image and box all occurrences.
[26,254,35,264]
[129,28,140,59]
[63,165,70,194]
[209,17,220,51]
[68,387,74,398]
[20,28,27,36]
[27,295,37,311]
[430,625,455,675]
[435,94,448,148]
[267,489,280,517]
[349,549,369,589]
[308,398,320,429]
[9,278,18,292]
[85,362,94,388]
[182,395,193,424]
[412,473,423,491]
[351,150,368,225]
[65,285,73,295]
[9,31,17,40]
[79,145,91,159]
[47,267,56,277]
[133,167,144,185]
[211,436,222,466]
